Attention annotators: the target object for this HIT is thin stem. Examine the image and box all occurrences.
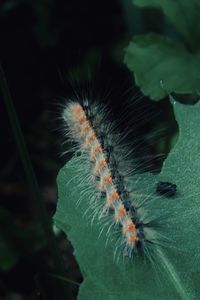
[156,247,189,300]
[47,273,80,286]
[0,64,74,299]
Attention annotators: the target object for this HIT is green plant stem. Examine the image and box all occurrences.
[47,273,80,286]
[0,64,74,299]
[156,247,189,300]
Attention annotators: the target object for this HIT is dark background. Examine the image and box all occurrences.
[0,1,176,299]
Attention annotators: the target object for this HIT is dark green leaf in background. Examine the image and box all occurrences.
[124,33,200,100]
[133,0,200,50]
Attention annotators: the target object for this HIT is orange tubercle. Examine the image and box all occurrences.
[95,158,108,172]
[92,145,103,157]
[103,174,113,184]
[100,174,113,189]
[107,190,120,205]
[87,134,97,143]
[123,220,136,234]
[71,103,83,114]
[127,234,139,245]
[78,114,87,124]
[115,205,127,220]
[81,122,91,134]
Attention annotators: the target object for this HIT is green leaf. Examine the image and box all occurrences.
[124,33,200,100]
[133,0,200,49]
[54,100,200,299]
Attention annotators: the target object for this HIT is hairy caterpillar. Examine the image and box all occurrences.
[62,99,167,258]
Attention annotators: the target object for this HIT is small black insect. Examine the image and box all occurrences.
[156,181,177,197]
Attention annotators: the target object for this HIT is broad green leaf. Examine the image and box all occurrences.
[54,100,200,299]
[124,33,200,100]
[133,0,200,49]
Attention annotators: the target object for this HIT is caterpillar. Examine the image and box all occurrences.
[62,99,161,258]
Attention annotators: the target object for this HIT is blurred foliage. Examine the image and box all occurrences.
[134,0,200,49]
[124,33,200,100]
[124,0,200,101]
[0,207,46,272]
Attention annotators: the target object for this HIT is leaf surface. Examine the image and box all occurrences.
[124,33,200,100]
[54,100,200,299]
[133,0,200,49]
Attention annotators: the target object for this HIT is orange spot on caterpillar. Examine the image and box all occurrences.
[95,158,108,172]
[85,134,97,148]
[100,174,113,189]
[127,234,138,245]
[87,134,97,143]
[78,114,87,124]
[123,220,136,234]
[81,122,91,134]
[115,205,127,220]
[92,145,103,157]
[107,190,120,205]
[71,103,83,114]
